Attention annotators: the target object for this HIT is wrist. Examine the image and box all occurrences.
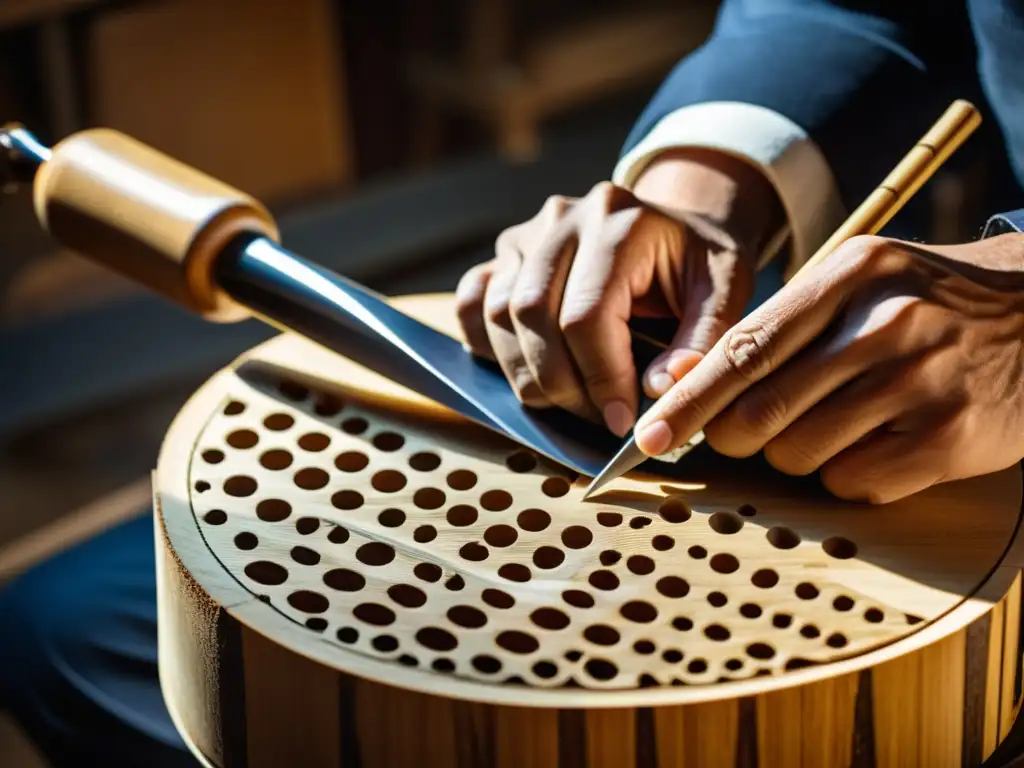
[631,147,786,265]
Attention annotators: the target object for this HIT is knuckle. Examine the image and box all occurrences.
[484,296,511,326]
[508,286,550,328]
[763,436,822,476]
[540,194,571,220]
[722,322,776,382]
[558,303,601,338]
[730,382,790,438]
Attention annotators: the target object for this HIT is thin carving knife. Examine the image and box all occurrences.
[581,98,982,499]
[0,123,663,479]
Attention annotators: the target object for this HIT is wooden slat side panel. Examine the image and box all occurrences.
[242,627,341,768]
[756,686,801,768]
[802,672,859,768]
[1002,573,1023,742]
[918,630,966,767]
[493,705,560,768]
[963,610,993,766]
[985,601,1007,759]
[682,698,739,767]
[586,708,636,768]
[653,706,685,768]
[873,650,921,768]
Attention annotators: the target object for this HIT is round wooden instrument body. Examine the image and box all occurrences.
[155,293,1024,768]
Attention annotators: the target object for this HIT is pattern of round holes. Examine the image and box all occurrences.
[190,377,925,692]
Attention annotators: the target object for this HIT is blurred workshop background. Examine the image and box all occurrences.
[0,6,997,755]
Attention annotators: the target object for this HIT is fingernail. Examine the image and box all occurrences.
[636,420,673,455]
[602,400,635,437]
[647,371,675,396]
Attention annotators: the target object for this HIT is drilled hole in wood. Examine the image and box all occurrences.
[314,394,344,416]
[331,490,364,510]
[662,649,683,663]
[710,553,739,574]
[354,603,396,626]
[482,589,515,609]
[621,601,658,624]
[460,542,489,562]
[417,627,458,651]
[499,564,531,582]
[227,429,259,448]
[398,655,419,667]
[562,590,594,609]
[589,570,619,591]
[337,628,359,644]
[687,659,708,674]
[542,477,570,497]
[773,613,793,628]
[688,545,707,559]
[296,517,320,534]
[448,605,488,628]
[833,596,855,612]
[800,625,820,639]
[373,431,405,451]
[388,584,427,608]
[747,642,775,660]
[409,451,441,471]
[823,536,858,559]
[560,525,593,549]
[255,498,291,522]
[260,449,293,470]
[751,569,779,589]
[827,633,848,648]
[323,568,365,592]
[533,546,565,569]
[245,561,287,584]
[672,617,693,632]
[658,497,691,523]
[709,512,743,534]
[224,475,257,497]
[306,618,327,632]
[203,509,227,525]
[341,417,368,434]
[371,470,407,493]
[328,525,350,544]
[564,650,583,662]
[506,451,538,473]
[627,555,655,575]
[447,505,478,527]
[585,659,619,681]
[447,470,477,491]
[433,659,456,673]
[298,432,330,452]
[202,449,224,464]
[600,550,622,566]
[725,658,744,671]
[472,655,502,674]
[597,512,622,527]
[633,640,656,655]
[484,524,518,547]
[414,563,442,582]
[234,532,258,550]
[373,635,398,652]
[497,630,539,654]
[288,590,328,613]
[767,527,800,549]
[739,603,762,619]
[480,490,513,511]
[517,509,550,532]
[796,582,819,600]
[652,535,674,551]
[737,504,757,517]
[865,608,885,623]
[629,516,652,529]
[413,525,437,543]
[293,467,328,490]
[335,451,369,472]
[357,542,396,566]
[279,380,309,401]
[290,546,320,566]
[585,624,620,646]
[704,624,731,641]
[656,576,690,598]
[707,592,728,607]
[532,661,558,679]
[530,608,570,631]
[264,414,294,431]
[378,508,405,527]
[195,481,210,493]
[224,400,246,415]
[415,488,447,509]
[446,575,466,591]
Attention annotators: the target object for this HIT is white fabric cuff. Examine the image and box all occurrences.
[613,101,847,279]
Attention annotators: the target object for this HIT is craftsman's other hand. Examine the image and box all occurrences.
[634,234,1024,503]
[454,149,782,437]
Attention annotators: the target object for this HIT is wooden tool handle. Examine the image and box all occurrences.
[33,128,280,321]
[797,99,982,275]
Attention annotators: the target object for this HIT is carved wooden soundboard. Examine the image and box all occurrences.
[154,293,1024,768]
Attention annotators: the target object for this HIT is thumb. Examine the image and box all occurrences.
[642,247,754,397]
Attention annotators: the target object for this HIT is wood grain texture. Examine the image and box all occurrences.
[153,293,1024,767]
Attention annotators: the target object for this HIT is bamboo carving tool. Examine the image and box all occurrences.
[0,123,672,478]
[582,98,984,499]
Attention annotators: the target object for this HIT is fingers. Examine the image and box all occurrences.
[818,420,954,504]
[455,261,497,358]
[633,240,866,456]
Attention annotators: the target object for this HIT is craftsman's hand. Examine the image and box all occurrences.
[455,149,783,436]
[634,233,1024,503]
